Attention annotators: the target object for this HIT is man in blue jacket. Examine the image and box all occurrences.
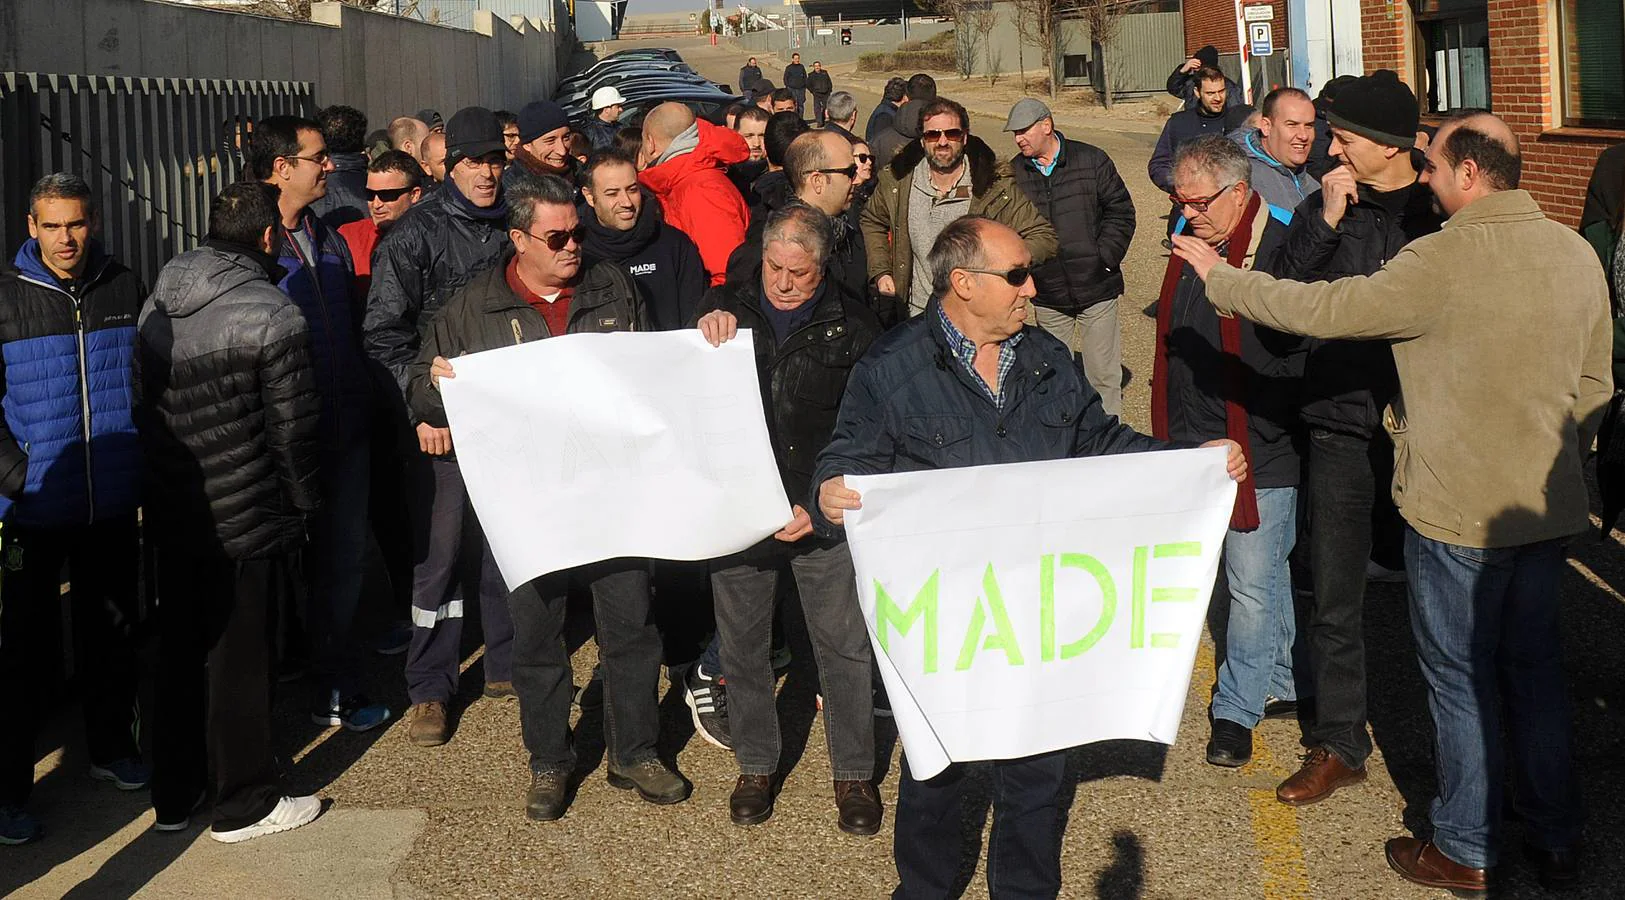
[0,173,148,846]
[1229,88,1320,223]
[253,116,388,734]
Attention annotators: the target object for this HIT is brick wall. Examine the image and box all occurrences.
[1354,0,1620,226]
[1182,0,1287,58]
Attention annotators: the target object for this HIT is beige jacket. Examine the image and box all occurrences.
[1207,189,1612,548]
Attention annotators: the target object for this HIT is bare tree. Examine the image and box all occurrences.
[1079,0,1125,108]
[1011,0,1060,99]
[951,4,986,80]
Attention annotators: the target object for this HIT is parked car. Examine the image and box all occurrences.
[604,48,684,63]
[558,60,696,94]
[567,88,741,128]
[556,70,724,108]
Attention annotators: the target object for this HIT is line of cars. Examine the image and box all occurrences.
[559,47,742,129]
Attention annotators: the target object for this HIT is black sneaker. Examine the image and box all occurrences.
[684,665,732,751]
[1206,718,1253,767]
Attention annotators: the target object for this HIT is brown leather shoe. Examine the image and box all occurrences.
[1385,837,1488,896]
[729,774,774,826]
[405,701,449,747]
[1276,747,1367,806]
[834,780,882,836]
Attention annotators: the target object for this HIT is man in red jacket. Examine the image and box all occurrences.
[638,102,750,286]
[337,150,424,297]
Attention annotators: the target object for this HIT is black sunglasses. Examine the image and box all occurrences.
[814,164,859,180]
[365,186,415,202]
[922,128,966,143]
[854,153,873,163]
[520,225,587,251]
[960,265,1031,286]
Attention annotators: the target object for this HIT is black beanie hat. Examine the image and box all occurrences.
[1325,70,1419,149]
[1195,45,1220,69]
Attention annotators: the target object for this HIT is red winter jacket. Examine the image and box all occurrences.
[639,120,750,286]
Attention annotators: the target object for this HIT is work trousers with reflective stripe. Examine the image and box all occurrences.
[404,455,512,704]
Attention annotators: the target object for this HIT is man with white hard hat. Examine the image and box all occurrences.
[584,87,627,150]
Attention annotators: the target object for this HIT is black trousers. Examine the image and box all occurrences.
[152,548,292,831]
[1303,427,1402,767]
[0,514,142,808]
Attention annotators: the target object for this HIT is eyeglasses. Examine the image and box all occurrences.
[960,265,1032,286]
[520,225,586,251]
[1171,183,1236,214]
[365,186,415,202]
[922,128,966,143]
[854,153,873,164]
[813,164,859,180]
[282,151,330,166]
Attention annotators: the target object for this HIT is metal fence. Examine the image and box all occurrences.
[0,73,313,287]
[1059,10,1185,96]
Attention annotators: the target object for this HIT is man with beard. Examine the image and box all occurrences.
[748,112,811,226]
[861,97,1056,319]
[727,107,772,208]
[364,107,517,748]
[580,149,706,331]
[1150,69,1253,227]
[415,174,686,820]
[1231,88,1321,222]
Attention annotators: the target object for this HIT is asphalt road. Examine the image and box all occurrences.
[9,34,1625,900]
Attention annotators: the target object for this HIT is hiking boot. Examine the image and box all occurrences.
[210,795,322,844]
[607,757,690,805]
[482,681,517,701]
[525,769,570,822]
[88,757,151,790]
[406,701,450,747]
[683,665,732,751]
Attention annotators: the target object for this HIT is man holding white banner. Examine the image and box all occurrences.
[416,174,690,820]
[814,216,1246,898]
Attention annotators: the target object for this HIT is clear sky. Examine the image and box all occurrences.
[622,0,707,17]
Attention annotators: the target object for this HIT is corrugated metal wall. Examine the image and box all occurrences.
[0,73,312,287]
[1061,11,1186,96]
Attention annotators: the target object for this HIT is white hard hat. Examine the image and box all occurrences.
[591,86,628,111]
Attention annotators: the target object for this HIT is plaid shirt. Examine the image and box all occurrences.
[936,303,1024,408]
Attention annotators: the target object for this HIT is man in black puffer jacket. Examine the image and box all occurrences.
[138,181,326,844]
[310,104,369,229]
[363,106,517,748]
[580,149,706,331]
[1006,98,1137,417]
[412,174,688,821]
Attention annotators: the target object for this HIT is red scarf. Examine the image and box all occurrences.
[1150,192,1263,532]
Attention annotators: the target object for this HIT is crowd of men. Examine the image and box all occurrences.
[0,48,1614,900]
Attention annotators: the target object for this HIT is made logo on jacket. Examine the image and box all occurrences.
[629,263,658,278]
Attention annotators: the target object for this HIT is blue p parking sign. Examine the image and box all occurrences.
[1248,22,1274,57]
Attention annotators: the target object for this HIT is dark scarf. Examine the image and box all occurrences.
[581,197,661,262]
[443,175,509,222]
[1150,191,1265,531]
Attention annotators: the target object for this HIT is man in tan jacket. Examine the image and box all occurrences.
[1173,111,1609,896]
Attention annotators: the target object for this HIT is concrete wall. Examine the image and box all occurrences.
[0,0,565,128]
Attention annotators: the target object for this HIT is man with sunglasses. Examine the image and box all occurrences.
[1151,135,1308,774]
[412,174,684,821]
[814,216,1246,896]
[364,106,518,748]
[861,97,1056,321]
[339,150,425,297]
[252,116,390,735]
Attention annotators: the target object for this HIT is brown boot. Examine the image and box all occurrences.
[729,774,774,826]
[1276,747,1366,806]
[406,701,449,747]
[1384,837,1488,895]
[834,780,882,836]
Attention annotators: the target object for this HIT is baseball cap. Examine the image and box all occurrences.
[443,107,504,166]
[1004,98,1052,133]
[591,86,628,112]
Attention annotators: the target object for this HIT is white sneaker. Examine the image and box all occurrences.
[209,795,322,844]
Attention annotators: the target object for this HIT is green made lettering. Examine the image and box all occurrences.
[1040,553,1117,662]
[954,564,1026,671]
[874,571,940,674]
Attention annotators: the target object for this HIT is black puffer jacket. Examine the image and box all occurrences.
[1258,181,1444,439]
[807,70,833,96]
[363,181,509,407]
[698,264,883,506]
[811,303,1168,535]
[135,242,321,560]
[310,151,369,230]
[408,246,646,428]
[1010,135,1137,311]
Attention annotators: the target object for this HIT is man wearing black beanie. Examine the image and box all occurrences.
[1253,69,1444,810]
[1166,45,1245,112]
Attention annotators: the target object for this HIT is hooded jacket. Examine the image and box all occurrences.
[309,151,369,230]
[0,242,144,527]
[136,243,321,560]
[639,119,752,287]
[407,246,646,428]
[1229,127,1321,224]
[363,177,510,408]
[860,135,1058,311]
[580,196,707,331]
[1008,134,1137,311]
[272,210,370,446]
[1149,104,1254,193]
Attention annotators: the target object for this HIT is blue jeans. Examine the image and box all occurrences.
[1405,527,1583,868]
[1211,485,1301,729]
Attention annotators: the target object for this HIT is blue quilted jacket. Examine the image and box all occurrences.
[272,210,371,446]
[0,241,145,526]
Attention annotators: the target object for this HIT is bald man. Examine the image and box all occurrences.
[1175,111,1606,895]
[419,131,447,184]
[638,102,751,285]
[389,116,431,162]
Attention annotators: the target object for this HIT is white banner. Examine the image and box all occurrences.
[440,330,793,590]
[844,448,1236,780]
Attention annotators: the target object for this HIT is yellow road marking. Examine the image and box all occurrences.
[1193,636,1313,899]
